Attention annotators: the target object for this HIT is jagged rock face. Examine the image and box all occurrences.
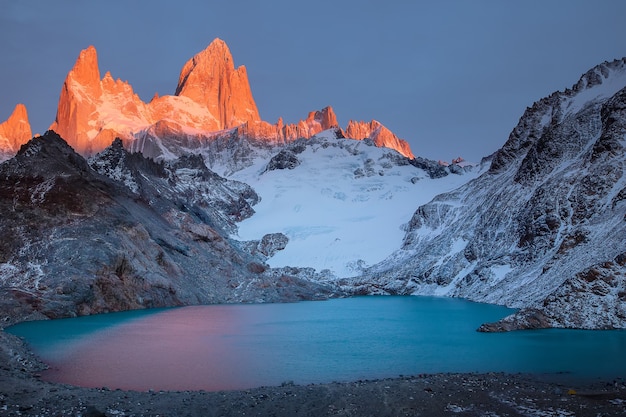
[345,120,415,159]
[0,104,32,162]
[346,58,626,330]
[175,38,261,129]
[234,106,340,145]
[479,252,626,331]
[89,137,261,233]
[44,40,415,162]
[49,46,150,156]
[0,131,340,323]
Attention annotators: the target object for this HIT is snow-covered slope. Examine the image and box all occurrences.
[229,130,483,277]
[345,58,626,330]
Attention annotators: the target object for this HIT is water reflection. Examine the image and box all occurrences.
[44,306,266,391]
[7,296,626,391]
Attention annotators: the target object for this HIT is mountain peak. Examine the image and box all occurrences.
[9,103,28,120]
[68,45,102,95]
[490,57,626,174]
[12,130,91,177]
[41,39,415,160]
[49,45,147,156]
[307,106,339,129]
[0,103,33,160]
[175,39,261,129]
[345,119,415,159]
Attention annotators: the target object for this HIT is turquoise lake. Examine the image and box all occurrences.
[6,296,626,391]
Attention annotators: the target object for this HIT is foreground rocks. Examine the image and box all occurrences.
[1,331,625,416]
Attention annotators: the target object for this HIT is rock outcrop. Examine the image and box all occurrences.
[264,149,301,172]
[0,104,32,161]
[345,120,415,159]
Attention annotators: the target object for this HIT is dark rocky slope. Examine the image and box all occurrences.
[0,131,339,325]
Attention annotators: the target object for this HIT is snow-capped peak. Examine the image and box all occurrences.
[562,58,626,117]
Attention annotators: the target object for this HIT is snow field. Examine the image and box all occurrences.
[230,135,479,277]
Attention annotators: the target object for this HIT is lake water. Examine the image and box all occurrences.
[7,296,626,391]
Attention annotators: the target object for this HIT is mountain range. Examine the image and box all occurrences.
[0,39,413,165]
[1,38,625,331]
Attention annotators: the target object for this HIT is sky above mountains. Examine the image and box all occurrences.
[1,1,626,162]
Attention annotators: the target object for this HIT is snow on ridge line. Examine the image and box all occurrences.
[562,58,626,116]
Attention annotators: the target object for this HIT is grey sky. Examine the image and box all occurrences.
[1,1,625,161]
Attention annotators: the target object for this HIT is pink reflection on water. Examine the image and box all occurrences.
[42,306,270,391]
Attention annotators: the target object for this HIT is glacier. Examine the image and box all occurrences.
[229,130,484,277]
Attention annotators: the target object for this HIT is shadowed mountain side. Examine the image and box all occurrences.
[0,131,340,323]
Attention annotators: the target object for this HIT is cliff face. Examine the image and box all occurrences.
[0,104,32,161]
[45,39,416,160]
[175,38,261,129]
[49,45,150,156]
[346,58,626,331]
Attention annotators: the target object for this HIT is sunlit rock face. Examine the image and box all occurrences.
[236,106,340,144]
[49,45,150,156]
[0,103,32,161]
[346,58,626,331]
[345,119,415,159]
[46,39,416,161]
[175,38,261,129]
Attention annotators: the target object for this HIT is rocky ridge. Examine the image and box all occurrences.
[18,38,415,162]
[345,58,626,330]
[345,119,414,160]
[0,131,340,325]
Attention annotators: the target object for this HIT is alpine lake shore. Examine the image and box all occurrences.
[2,326,626,416]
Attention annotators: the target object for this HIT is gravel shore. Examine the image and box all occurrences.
[2,331,625,416]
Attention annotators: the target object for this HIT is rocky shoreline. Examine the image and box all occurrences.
[1,331,625,416]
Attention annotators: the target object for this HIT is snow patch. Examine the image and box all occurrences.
[30,178,56,204]
[490,264,513,283]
